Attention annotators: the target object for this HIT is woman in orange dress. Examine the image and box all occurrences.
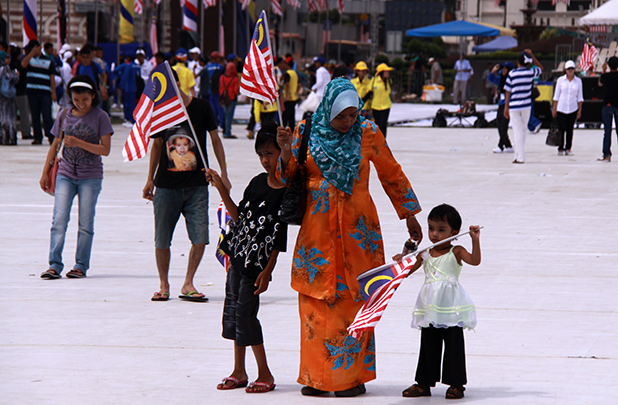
[277,78,422,397]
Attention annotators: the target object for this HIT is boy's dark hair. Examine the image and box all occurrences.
[255,121,281,153]
[44,42,54,52]
[428,204,462,231]
[67,75,100,107]
[154,51,166,60]
[80,46,92,55]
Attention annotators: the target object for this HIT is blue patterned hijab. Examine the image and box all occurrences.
[309,78,364,195]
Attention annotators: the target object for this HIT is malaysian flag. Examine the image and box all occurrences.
[204,0,216,7]
[134,0,143,14]
[319,0,328,11]
[239,0,251,11]
[183,0,198,32]
[240,10,279,104]
[24,0,37,44]
[122,62,189,162]
[347,256,417,338]
[308,0,318,12]
[580,38,598,72]
[272,0,283,16]
[287,0,300,9]
[215,201,233,270]
[337,0,344,14]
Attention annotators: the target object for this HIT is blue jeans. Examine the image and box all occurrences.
[153,186,209,249]
[122,91,136,123]
[209,93,225,128]
[49,175,103,274]
[602,104,618,157]
[223,101,237,137]
[527,103,541,131]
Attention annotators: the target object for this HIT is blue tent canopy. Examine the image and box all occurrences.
[473,36,518,52]
[406,20,500,37]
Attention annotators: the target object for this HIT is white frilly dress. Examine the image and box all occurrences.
[411,247,476,330]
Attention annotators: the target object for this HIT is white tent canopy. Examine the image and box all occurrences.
[579,0,618,25]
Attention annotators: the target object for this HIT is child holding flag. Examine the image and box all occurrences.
[395,204,481,400]
[207,122,288,394]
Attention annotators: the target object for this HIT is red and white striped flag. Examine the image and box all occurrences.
[319,0,328,11]
[308,0,318,12]
[271,0,283,16]
[239,0,251,10]
[203,0,216,7]
[134,0,143,14]
[347,256,416,339]
[337,0,345,14]
[240,10,279,104]
[287,0,300,9]
[122,62,189,162]
[580,38,598,72]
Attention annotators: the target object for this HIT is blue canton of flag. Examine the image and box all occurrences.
[216,201,233,270]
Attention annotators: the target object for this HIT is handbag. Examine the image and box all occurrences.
[545,118,561,147]
[279,118,312,225]
[43,109,68,196]
[531,84,540,100]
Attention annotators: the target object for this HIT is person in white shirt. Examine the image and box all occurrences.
[311,56,331,102]
[552,60,583,156]
[134,48,153,82]
[188,47,203,96]
[58,51,74,108]
[453,56,472,104]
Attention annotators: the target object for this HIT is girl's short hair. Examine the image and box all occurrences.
[428,204,462,231]
[255,121,281,153]
[67,75,100,107]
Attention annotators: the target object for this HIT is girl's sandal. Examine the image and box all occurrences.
[402,384,431,397]
[445,385,465,399]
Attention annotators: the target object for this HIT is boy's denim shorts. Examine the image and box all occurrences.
[153,186,209,249]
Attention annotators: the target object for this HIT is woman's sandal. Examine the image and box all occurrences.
[300,386,328,396]
[445,385,465,399]
[40,269,61,279]
[216,376,248,390]
[66,269,86,278]
[402,383,431,397]
[334,384,366,397]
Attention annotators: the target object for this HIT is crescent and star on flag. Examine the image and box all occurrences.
[152,72,167,102]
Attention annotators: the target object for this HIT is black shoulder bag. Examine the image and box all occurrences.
[279,118,311,225]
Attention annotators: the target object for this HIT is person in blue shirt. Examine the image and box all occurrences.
[114,53,141,125]
[205,51,225,128]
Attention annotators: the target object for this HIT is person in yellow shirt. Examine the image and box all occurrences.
[277,57,300,129]
[254,100,279,128]
[173,48,196,97]
[370,63,393,138]
[351,61,372,120]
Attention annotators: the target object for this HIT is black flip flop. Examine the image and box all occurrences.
[178,291,209,302]
[41,269,61,279]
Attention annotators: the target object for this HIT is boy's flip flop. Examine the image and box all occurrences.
[216,376,248,390]
[41,269,61,279]
[245,381,276,393]
[178,291,209,302]
[151,292,170,301]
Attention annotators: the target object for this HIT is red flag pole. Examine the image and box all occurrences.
[262,10,282,125]
[162,61,210,169]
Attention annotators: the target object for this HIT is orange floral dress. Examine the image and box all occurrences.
[277,119,421,391]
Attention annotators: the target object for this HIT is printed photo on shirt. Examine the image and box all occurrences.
[164,125,197,172]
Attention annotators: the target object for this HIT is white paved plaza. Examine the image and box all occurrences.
[1,120,616,404]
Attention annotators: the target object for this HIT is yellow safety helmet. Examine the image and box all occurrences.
[376,63,394,74]
[355,61,369,71]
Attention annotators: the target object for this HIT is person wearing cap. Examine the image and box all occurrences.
[39,74,114,280]
[134,48,153,83]
[504,49,543,164]
[488,62,515,153]
[597,56,618,162]
[21,39,57,144]
[311,56,331,103]
[552,60,583,156]
[173,48,196,97]
[203,51,225,128]
[428,57,443,85]
[276,78,422,398]
[143,68,230,302]
[188,47,203,96]
[351,61,372,118]
[370,63,394,138]
[277,57,300,129]
[58,50,75,108]
[453,56,472,105]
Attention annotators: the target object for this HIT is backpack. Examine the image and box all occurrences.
[1,67,16,98]
[219,77,231,107]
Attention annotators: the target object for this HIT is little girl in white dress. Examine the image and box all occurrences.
[397,204,481,400]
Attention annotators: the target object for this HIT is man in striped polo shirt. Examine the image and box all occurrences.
[504,50,543,164]
[21,39,57,145]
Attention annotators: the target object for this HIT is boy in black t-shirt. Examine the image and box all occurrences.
[597,56,618,162]
[207,122,288,394]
